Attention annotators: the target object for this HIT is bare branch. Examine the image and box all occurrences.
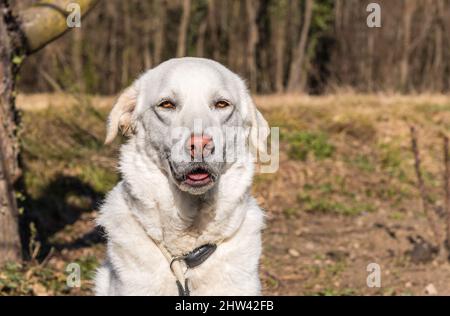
[410,126,441,247]
[443,135,450,254]
[19,0,98,54]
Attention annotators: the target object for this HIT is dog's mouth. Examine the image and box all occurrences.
[183,167,213,187]
[168,161,219,194]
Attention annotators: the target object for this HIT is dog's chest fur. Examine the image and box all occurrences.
[95,183,263,295]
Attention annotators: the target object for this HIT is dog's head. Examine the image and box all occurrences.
[105,58,269,195]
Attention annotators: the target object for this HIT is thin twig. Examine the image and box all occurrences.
[38,246,55,268]
[443,135,450,253]
[410,126,441,247]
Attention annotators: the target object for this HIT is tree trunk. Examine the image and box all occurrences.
[255,0,270,93]
[366,31,374,92]
[400,0,414,91]
[154,0,167,65]
[143,0,154,70]
[0,0,24,264]
[71,28,84,92]
[121,0,131,87]
[107,1,117,94]
[286,0,313,93]
[245,0,259,92]
[431,0,444,92]
[195,19,207,57]
[273,0,288,93]
[0,0,97,266]
[227,0,240,70]
[177,0,191,57]
[207,0,220,61]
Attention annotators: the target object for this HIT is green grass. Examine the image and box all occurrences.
[309,288,358,296]
[297,193,375,216]
[349,154,376,172]
[378,142,410,182]
[389,211,405,221]
[283,207,299,218]
[76,255,99,282]
[414,103,450,114]
[285,131,335,161]
[304,182,335,194]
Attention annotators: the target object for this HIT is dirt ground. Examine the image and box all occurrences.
[1,93,450,296]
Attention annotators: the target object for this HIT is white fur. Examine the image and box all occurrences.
[95,58,266,296]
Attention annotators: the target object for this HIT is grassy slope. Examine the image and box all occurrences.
[1,93,450,295]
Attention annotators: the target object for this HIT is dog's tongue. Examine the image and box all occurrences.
[187,173,209,181]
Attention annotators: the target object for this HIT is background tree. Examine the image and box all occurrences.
[287,0,313,93]
[245,0,259,91]
[0,0,97,266]
[176,0,191,57]
[12,0,450,94]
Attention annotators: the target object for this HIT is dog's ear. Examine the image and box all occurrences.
[247,95,270,154]
[105,83,138,144]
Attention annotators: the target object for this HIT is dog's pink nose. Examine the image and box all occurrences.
[189,134,214,159]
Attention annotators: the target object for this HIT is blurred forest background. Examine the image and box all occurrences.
[12,0,450,95]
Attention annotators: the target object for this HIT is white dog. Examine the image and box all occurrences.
[94,57,269,296]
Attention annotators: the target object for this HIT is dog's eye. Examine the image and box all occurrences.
[215,100,230,109]
[158,100,176,109]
